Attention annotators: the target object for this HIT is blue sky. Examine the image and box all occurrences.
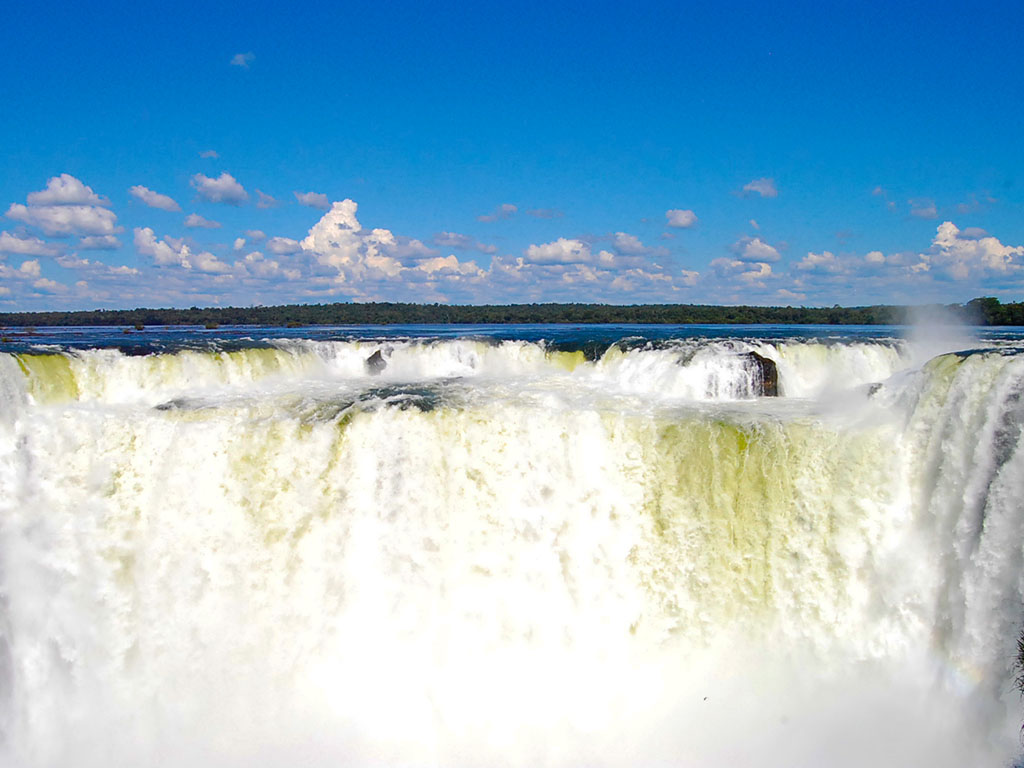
[2,0,1023,310]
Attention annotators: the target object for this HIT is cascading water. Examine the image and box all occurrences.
[0,326,1021,767]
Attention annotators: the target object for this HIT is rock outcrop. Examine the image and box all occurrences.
[365,349,387,375]
[745,352,778,397]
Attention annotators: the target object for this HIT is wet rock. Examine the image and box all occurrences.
[746,352,779,397]
[365,349,387,375]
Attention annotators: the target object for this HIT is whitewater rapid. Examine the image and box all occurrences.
[0,329,1022,766]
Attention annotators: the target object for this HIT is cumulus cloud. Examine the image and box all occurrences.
[230,52,254,68]
[909,198,938,219]
[184,213,222,229]
[266,237,303,255]
[916,221,1024,280]
[33,277,67,293]
[78,235,121,250]
[611,232,661,256]
[6,174,120,238]
[477,203,517,223]
[295,191,330,210]
[245,229,266,241]
[742,177,778,198]
[19,259,41,277]
[733,236,781,262]
[665,209,698,228]
[679,269,699,286]
[56,255,91,269]
[134,227,231,273]
[235,251,300,281]
[524,237,592,264]
[129,185,181,211]
[27,174,109,206]
[776,288,806,301]
[795,250,842,273]
[191,172,249,205]
[710,257,773,284]
[0,231,60,256]
[56,254,139,277]
[299,199,485,295]
[433,231,498,254]
[255,190,278,209]
[7,202,119,237]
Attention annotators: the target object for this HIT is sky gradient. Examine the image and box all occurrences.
[2,0,1023,310]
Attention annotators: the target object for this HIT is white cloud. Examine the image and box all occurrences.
[191,251,232,274]
[742,177,778,198]
[200,150,219,159]
[301,200,401,278]
[266,237,303,255]
[865,250,885,264]
[234,238,246,251]
[612,232,652,255]
[78,235,121,250]
[299,199,485,293]
[255,190,278,209]
[917,221,1024,280]
[733,236,781,262]
[525,208,563,219]
[477,203,517,223]
[191,172,249,205]
[27,174,109,206]
[295,191,330,210]
[776,288,806,301]
[20,260,41,277]
[6,175,120,238]
[230,52,254,68]
[384,237,437,261]
[135,227,229,272]
[679,269,699,286]
[184,213,222,229]
[795,250,842,273]
[134,227,188,266]
[524,238,591,264]
[7,203,119,236]
[245,229,266,241]
[33,277,67,293]
[710,257,773,283]
[129,185,181,211]
[433,231,497,254]
[749,219,760,230]
[56,254,91,268]
[665,209,698,228]
[0,231,60,256]
[909,198,938,219]
[416,254,483,276]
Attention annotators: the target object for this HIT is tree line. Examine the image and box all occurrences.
[0,297,1021,327]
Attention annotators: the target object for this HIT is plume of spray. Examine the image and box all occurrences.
[903,303,977,370]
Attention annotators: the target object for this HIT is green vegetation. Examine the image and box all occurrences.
[0,297,1021,327]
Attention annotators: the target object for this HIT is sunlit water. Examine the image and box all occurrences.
[1,324,1023,767]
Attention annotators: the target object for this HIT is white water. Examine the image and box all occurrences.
[0,335,1021,766]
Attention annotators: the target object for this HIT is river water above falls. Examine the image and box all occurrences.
[0,324,1022,767]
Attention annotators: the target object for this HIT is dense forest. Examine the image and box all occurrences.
[0,296,1022,327]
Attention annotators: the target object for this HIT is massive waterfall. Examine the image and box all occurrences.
[0,326,1022,767]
